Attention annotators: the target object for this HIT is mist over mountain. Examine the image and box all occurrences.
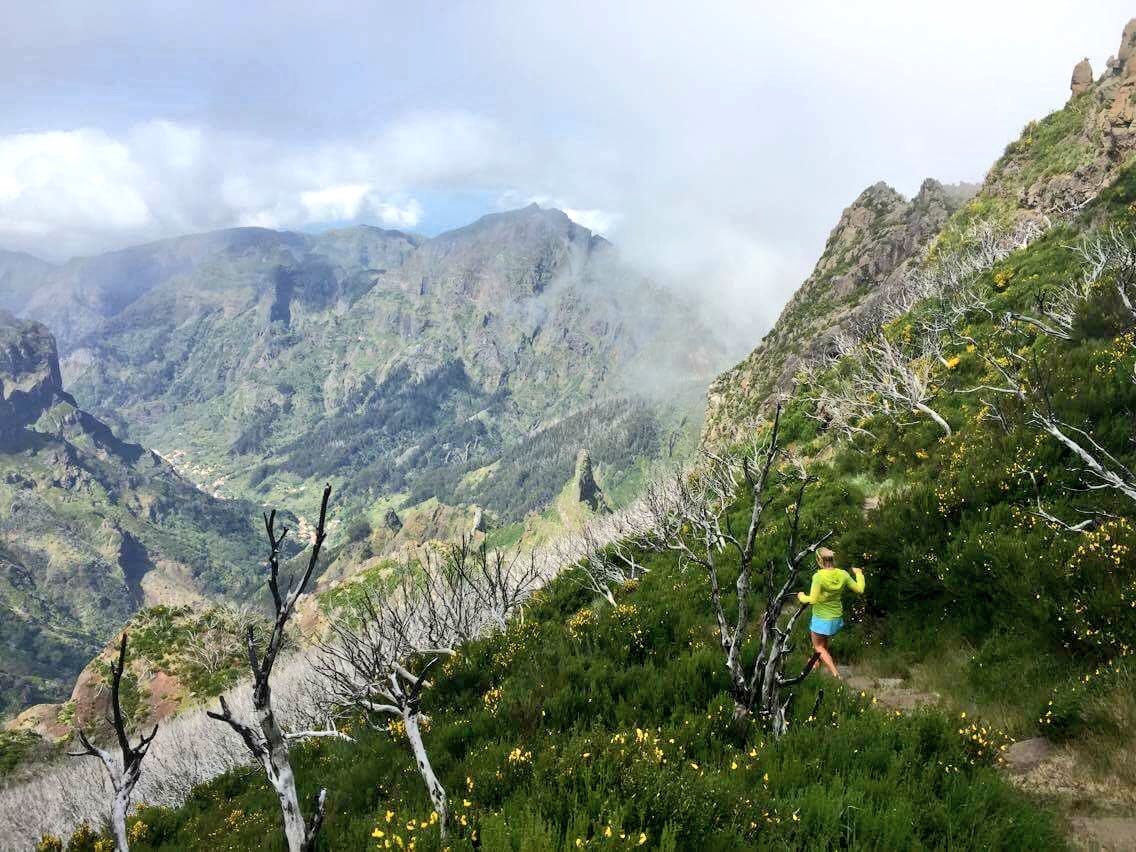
[1,206,726,530]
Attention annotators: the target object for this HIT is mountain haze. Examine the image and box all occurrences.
[2,207,724,529]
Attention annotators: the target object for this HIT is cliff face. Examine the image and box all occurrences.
[0,315,265,714]
[0,312,70,430]
[702,179,972,444]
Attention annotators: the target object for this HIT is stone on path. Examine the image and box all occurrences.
[1003,737,1053,774]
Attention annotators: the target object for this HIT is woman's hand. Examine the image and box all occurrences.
[852,567,864,576]
[797,591,809,604]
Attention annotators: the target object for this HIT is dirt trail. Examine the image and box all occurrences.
[839,666,1136,851]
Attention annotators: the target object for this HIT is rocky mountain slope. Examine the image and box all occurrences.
[0,313,266,714]
[704,17,1136,445]
[5,206,723,528]
[702,180,974,444]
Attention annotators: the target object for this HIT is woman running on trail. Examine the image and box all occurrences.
[796,547,865,680]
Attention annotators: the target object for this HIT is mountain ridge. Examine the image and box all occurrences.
[0,205,724,527]
[0,313,270,714]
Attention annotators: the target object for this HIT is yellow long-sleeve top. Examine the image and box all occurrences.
[796,568,865,620]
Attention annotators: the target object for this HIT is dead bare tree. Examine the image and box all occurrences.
[442,536,543,633]
[817,329,953,439]
[640,404,831,735]
[880,217,1048,324]
[961,330,1136,511]
[68,633,158,852]
[554,514,648,607]
[1005,228,1136,341]
[1075,227,1136,323]
[207,484,351,852]
[316,576,458,842]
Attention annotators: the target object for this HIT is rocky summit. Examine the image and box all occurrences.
[702,179,974,444]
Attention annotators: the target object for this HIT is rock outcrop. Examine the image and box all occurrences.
[470,507,488,535]
[1070,58,1093,97]
[0,312,71,431]
[573,448,607,512]
[0,316,266,715]
[989,18,1136,216]
[704,17,1136,446]
[702,179,973,444]
[384,508,403,532]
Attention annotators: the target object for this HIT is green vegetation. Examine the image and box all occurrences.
[989,93,1096,190]
[79,539,1059,851]
[78,158,1136,851]
[776,184,1136,751]
[121,605,265,702]
[408,398,663,521]
[0,730,47,778]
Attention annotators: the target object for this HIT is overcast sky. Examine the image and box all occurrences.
[3,1,1135,340]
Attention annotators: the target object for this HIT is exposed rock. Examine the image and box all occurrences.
[0,316,269,716]
[1004,737,1053,774]
[1068,817,1136,851]
[1009,18,1136,216]
[470,507,488,535]
[703,179,973,444]
[0,311,71,430]
[705,18,1136,447]
[1118,18,1136,77]
[384,508,403,532]
[1071,58,1093,97]
[573,448,607,512]
[4,703,70,741]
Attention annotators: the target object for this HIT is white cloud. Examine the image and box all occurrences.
[0,113,506,258]
[300,184,373,221]
[0,128,152,240]
[562,207,619,236]
[372,199,423,229]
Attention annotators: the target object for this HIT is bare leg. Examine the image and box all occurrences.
[811,632,841,679]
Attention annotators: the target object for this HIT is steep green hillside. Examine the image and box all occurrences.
[703,180,974,446]
[70,157,1135,852]
[88,533,1061,851]
[0,314,269,714]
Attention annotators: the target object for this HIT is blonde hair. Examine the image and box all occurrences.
[816,547,837,569]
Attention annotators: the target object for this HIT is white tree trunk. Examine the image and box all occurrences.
[1043,422,1136,504]
[404,711,448,841]
[110,785,131,852]
[915,403,952,436]
[257,705,309,852]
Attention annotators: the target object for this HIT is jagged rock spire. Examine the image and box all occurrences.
[0,311,70,430]
[1071,58,1093,97]
[1118,18,1136,77]
[574,449,607,513]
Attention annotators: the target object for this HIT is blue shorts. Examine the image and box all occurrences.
[810,616,844,636]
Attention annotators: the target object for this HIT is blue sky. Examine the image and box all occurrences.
[3,1,1136,339]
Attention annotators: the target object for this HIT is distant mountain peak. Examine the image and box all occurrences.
[0,312,71,430]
